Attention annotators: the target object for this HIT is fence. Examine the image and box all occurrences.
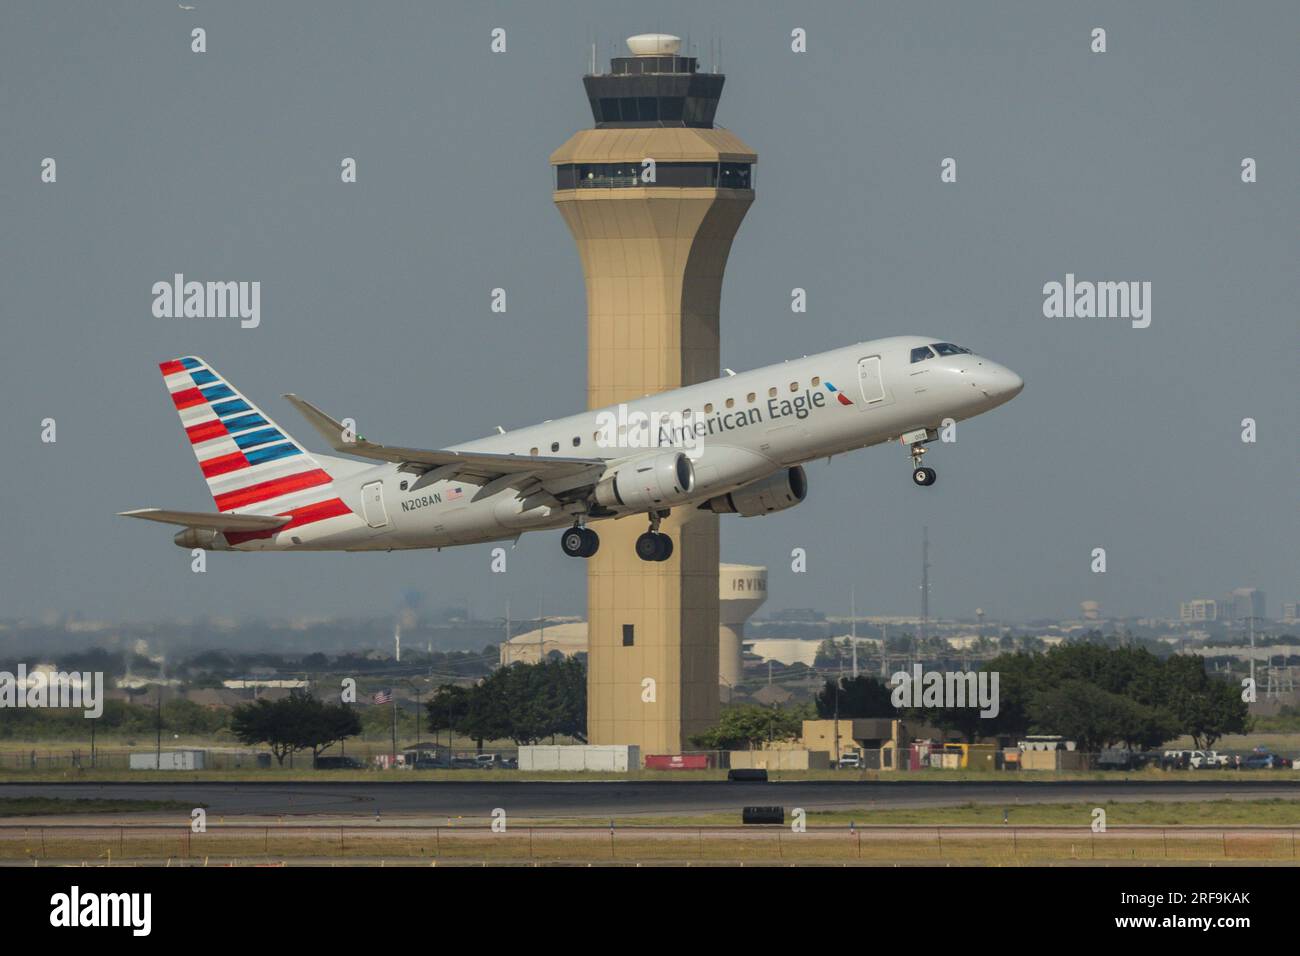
[2,824,1297,863]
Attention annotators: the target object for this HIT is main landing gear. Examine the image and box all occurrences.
[635,511,673,563]
[560,525,599,558]
[560,513,674,562]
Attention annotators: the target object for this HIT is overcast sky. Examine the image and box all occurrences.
[1,1,1295,627]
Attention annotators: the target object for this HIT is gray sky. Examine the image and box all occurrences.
[1,1,1295,626]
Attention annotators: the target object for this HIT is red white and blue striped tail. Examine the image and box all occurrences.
[158,357,355,544]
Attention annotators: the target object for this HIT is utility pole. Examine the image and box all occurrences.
[851,587,858,679]
[920,525,930,644]
[1249,615,1256,690]
[154,688,162,769]
[880,622,888,678]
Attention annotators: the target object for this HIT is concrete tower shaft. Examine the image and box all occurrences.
[550,36,756,753]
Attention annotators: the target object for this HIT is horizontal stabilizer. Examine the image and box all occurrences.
[117,508,292,532]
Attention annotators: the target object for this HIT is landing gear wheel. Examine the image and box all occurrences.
[635,531,673,562]
[562,527,600,558]
[912,467,937,487]
[653,534,673,562]
[561,528,586,557]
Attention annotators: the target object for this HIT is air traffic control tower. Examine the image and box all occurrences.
[551,33,756,752]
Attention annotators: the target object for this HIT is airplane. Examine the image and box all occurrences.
[120,336,1023,561]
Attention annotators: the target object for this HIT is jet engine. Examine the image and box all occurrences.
[594,451,696,512]
[700,466,807,516]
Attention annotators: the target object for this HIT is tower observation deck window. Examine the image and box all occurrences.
[555,162,754,190]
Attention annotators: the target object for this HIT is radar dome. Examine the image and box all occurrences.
[627,33,681,56]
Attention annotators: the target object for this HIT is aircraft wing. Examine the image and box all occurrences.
[282,393,607,486]
[118,508,292,532]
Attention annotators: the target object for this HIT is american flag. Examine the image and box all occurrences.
[372,689,393,705]
[445,486,463,501]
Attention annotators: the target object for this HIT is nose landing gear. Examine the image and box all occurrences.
[905,432,937,487]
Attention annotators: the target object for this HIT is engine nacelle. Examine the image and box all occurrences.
[594,451,696,512]
[701,466,807,517]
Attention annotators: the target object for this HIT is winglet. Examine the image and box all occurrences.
[282,393,354,453]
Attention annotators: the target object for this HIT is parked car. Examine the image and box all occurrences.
[313,756,364,770]
[1242,751,1293,770]
[1161,750,1193,770]
[474,754,498,769]
[837,753,862,769]
[450,755,480,769]
[498,756,518,769]
[1190,750,1230,769]
[1098,748,1141,770]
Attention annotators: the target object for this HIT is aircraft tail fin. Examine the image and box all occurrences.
[156,357,354,532]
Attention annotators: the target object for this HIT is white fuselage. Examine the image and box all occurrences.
[224,335,1022,552]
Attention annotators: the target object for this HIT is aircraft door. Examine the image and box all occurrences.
[361,480,389,529]
[857,356,887,405]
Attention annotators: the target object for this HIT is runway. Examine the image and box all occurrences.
[3,778,1298,821]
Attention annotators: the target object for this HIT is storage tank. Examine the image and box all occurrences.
[719,564,767,693]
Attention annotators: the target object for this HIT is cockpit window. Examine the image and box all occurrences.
[910,346,935,363]
[931,342,972,356]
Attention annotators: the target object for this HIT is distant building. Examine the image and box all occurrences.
[1180,599,1221,622]
[498,622,588,666]
[1283,603,1299,624]
[1227,588,1266,621]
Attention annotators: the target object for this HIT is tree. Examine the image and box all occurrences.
[814,675,893,719]
[230,692,361,765]
[230,698,297,765]
[690,703,811,751]
[1158,655,1249,749]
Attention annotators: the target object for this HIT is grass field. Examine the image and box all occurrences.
[0,797,195,816]
[540,799,1300,828]
[2,820,1297,865]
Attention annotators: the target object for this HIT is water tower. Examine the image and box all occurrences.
[719,564,767,698]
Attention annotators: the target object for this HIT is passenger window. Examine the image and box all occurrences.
[550,441,559,452]
[704,403,713,414]
[572,436,581,447]
[747,392,756,403]
[789,382,798,392]
[811,376,820,387]
[910,346,935,363]
[725,398,734,409]
[768,387,777,398]
[530,447,538,456]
